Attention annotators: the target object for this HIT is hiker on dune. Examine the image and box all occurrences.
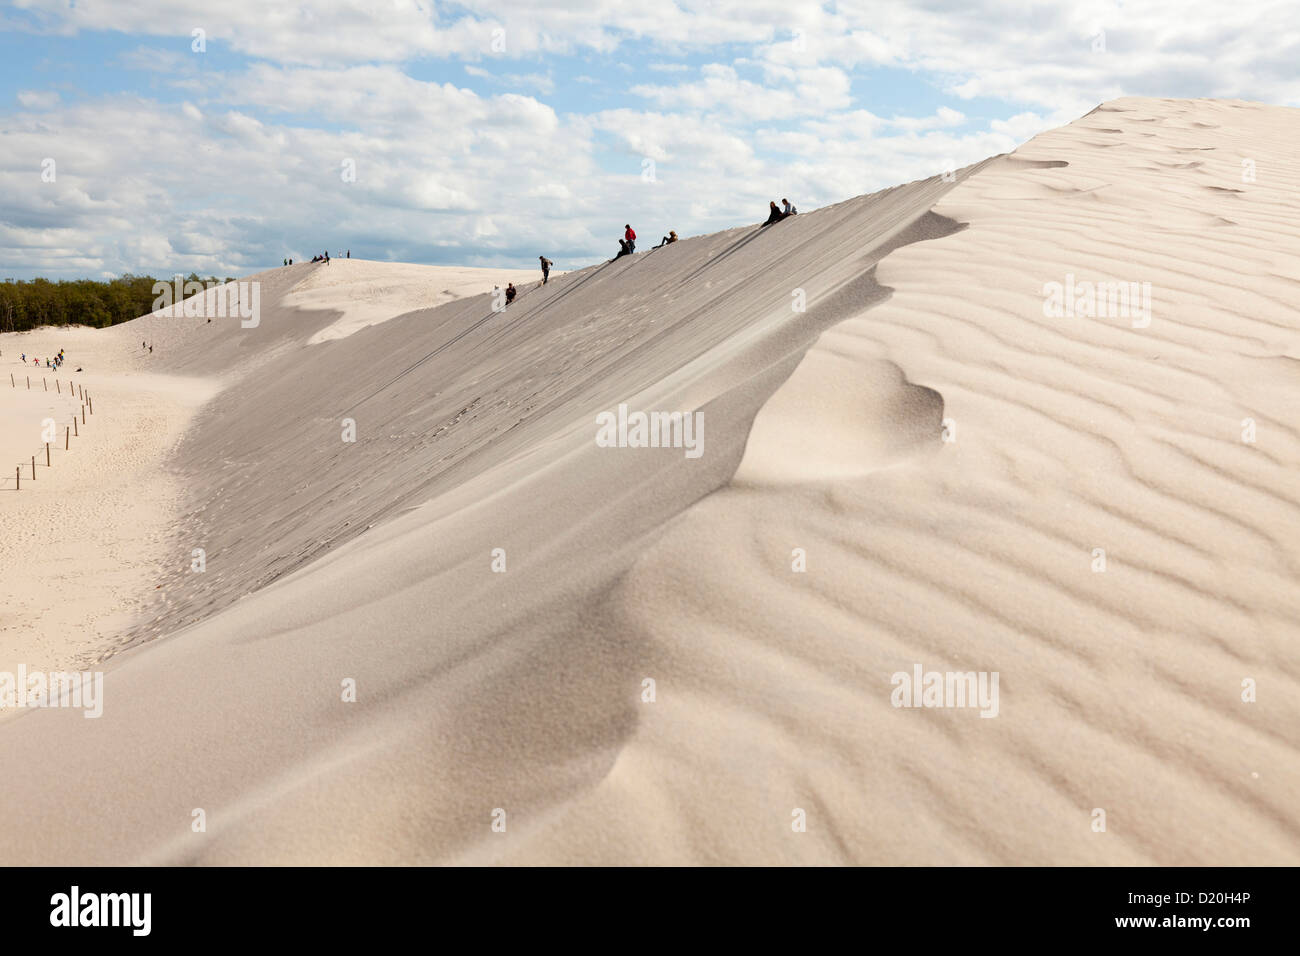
[505,283,517,305]
[624,224,636,253]
[539,255,553,284]
[762,200,783,226]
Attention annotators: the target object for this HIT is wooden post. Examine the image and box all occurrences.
[81,405,85,425]
[56,379,60,393]
[88,396,93,415]
[46,442,50,466]
[27,376,30,389]
[31,456,35,480]
[66,426,70,450]
[14,466,18,491]
[44,378,47,391]
[9,372,13,387]
[74,417,78,437]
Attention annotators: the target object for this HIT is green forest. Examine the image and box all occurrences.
[0,274,235,333]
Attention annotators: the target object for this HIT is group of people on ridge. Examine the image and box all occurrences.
[613,224,637,260]
[505,196,799,307]
[21,348,67,369]
[305,249,350,264]
[763,198,798,226]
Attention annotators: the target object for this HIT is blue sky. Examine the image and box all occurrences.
[1,0,1297,279]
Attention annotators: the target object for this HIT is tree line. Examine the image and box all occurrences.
[0,274,235,333]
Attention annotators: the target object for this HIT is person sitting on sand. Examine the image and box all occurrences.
[654,231,678,248]
[762,200,783,226]
[782,198,797,217]
[613,238,631,260]
[505,283,517,305]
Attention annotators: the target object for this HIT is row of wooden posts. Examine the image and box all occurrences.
[9,372,93,491]
[10,371,86,399]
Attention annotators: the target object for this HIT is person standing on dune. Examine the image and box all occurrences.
[624,224,636,253]
[539,256,553,284]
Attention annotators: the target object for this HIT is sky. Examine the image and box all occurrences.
[1,0,1297,279]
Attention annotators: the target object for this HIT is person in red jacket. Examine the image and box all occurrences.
[624,224,636,253]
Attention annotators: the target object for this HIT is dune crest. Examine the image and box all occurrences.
[0,97,1296,865]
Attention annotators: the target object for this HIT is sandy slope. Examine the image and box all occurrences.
[288,259,547,345]
[0,328,214,685]
[0,97,1295,865]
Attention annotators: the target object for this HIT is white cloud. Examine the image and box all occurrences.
[17,90,61,109]
[632,63,853,119]
[2,0,1298,278]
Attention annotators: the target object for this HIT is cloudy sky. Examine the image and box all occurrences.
[1,0,1297,279]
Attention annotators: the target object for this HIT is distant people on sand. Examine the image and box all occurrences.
[505,283,517,305]
[624,224,636,253]
[539,256,553,284]
[654,230,678,248]
[346,250,350,258]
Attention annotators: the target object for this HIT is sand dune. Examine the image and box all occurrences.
[0,328,214,681]
[290,259,546,345]
[0,97,1296,865]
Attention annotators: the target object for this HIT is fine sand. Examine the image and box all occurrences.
[0,327,214,683]
[0,97,1295,865]
[289,259,549,345]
